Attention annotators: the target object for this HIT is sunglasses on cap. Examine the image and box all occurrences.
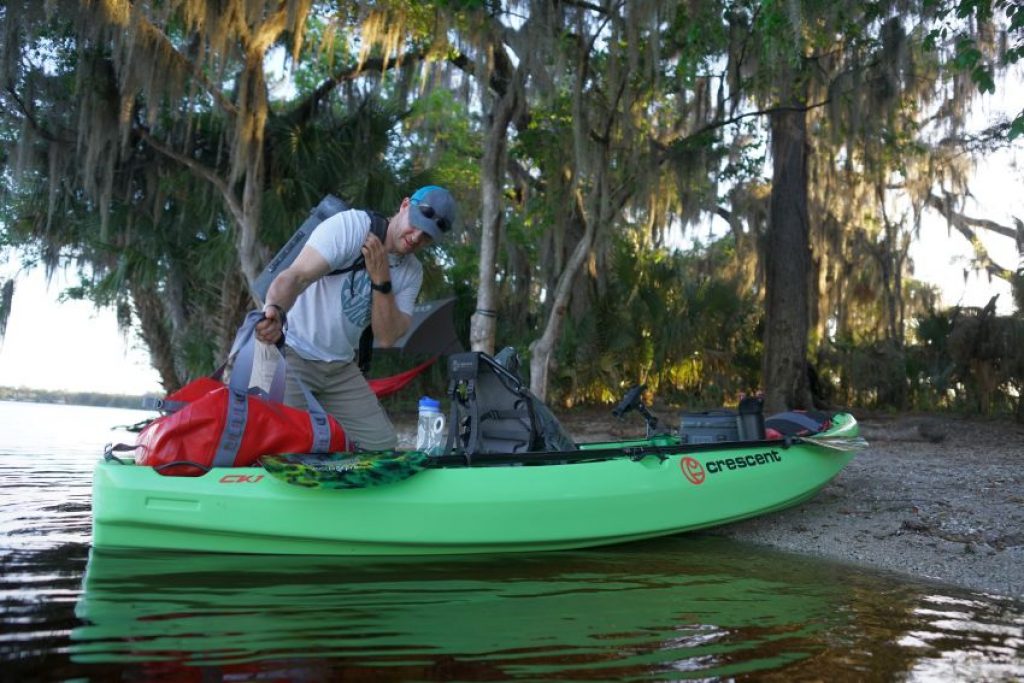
[414,201,451,234]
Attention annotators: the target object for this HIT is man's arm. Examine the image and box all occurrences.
[255,246,332,345]
[361,231,411,346]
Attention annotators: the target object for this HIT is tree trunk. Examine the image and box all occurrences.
[470,71,521,355]
[237,99,266,295]
[528,41,593,402]
[529,191,594,400]
[130,282,182,392]
[218,269,252,361]
[762,103,814,413]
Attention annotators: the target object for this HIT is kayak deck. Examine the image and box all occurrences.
[91,416,861,556]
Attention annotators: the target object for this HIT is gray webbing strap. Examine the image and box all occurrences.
[268,356,286,403]
[297,379,331,453]
[141,396,189,413]
[213,388,249,467]
[214,311,262,467]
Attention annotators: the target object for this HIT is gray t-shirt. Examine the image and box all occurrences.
[285,209,423,362]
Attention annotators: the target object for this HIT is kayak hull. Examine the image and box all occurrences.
[91,415,860,556]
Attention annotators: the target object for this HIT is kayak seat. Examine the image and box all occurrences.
[445,350,578,457]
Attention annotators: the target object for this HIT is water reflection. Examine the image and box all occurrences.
[904,594,1024,681]
[68,537,1024,680]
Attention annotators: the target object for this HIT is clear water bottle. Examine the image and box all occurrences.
[416,396,446,455]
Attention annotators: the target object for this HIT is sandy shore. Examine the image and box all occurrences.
[400,408,1024,599]
[561,410,1024,599]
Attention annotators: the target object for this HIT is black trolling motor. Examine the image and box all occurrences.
[612,384,673,439]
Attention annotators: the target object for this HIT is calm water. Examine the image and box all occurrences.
[1,401,1022,681]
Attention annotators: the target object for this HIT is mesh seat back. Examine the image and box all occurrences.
[445,351,577,456]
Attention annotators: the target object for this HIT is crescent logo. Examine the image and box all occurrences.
[680,457,706,485]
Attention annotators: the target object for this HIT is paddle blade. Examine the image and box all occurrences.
[260,451,431,489]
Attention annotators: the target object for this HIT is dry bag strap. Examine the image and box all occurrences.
[214,387,250,468]
[214,311,332,467]
[141,396,188,413]
[295,376,331,453]
[216,311,263,467]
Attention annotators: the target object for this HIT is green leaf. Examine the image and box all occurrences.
[1009,114,1024,140]
[971,65,996,93]
[954,45,983,70]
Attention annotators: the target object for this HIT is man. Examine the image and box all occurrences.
[255,185,457,450]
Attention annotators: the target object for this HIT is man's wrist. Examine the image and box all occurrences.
[370,280,393,294]
[264,303,287,324]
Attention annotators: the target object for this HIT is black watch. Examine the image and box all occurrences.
[370,280,393,294]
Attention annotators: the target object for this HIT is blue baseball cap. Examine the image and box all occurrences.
[409,185,457,241]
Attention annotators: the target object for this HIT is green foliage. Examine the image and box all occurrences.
[817,338,909,410]
[403,88,480,190]
[664,2,731,85]
[925,0,1023,135]
[550,232,762,408]
[285,16,357,96]
[817,305,1024,417]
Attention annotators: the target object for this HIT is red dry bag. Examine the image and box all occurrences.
[134,311,346,476]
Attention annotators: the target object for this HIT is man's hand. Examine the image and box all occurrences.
[256,244,331,347]
[256,304,285,345]
[362,230,389,286]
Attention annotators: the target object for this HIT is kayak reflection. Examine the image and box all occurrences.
[71,536,846,679]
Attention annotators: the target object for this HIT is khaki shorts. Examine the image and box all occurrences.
[279,346,397,451]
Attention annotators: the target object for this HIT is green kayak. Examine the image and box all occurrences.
[91,413,863,556]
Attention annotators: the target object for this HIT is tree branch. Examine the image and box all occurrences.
[286,49,430,127]
[446,49,520,101]
[507,157,545,194]
[135,125,244,229]
[927,193,1019,241]
[560,0,611,14]
[654,99,831,150]
[1,87,72,144]
[926,193,1017,282]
